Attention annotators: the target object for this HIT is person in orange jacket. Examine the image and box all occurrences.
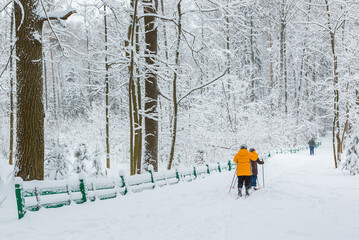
[249,148,264,190]
[233,144,258,197]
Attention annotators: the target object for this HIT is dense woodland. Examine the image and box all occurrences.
[0,0,358,180]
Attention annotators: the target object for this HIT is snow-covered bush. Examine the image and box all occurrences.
[343,130,359,175]
[73,143,89,174]
[91,144,104,177]
[45,141,69,180]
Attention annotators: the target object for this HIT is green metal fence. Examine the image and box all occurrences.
[14,142,321,220]
[15,162,231,219]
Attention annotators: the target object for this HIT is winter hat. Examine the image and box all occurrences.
[240,144,247,150]
[249,148,255,152]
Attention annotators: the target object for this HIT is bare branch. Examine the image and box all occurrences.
[0,0,12,13]
[178,69,228,104]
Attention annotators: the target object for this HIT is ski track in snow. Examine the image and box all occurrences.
[1,137,359,240]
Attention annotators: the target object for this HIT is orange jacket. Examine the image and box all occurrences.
[233,149,258,176]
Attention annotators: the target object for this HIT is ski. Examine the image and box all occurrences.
[245,188,262,199]
[0,196,7,206]
[235,194,250,200]
[236,187,262,200]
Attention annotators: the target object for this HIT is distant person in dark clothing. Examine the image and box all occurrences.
[249,148,264,190]
[308,138,316,155]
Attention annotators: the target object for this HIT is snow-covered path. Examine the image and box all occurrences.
[1,137,359,240]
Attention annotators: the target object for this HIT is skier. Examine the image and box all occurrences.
[249,148,264,190]
[233,145,258,197]
[308,138,316,156]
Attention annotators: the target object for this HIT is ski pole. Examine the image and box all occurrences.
[229,170,236,193]
[262,164,265,188]
[229,165,237,193]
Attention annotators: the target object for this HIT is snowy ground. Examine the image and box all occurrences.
[1,137,359,240]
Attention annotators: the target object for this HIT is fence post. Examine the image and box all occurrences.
[119,170,128,195]
[206,164,210,174]
[148,166,155,188]
[175,169,180,182]
[120,176,128,195]
[217,162,221,172]
[79,175,87,203]
[228,160,232,171]
[193,166,197,179]
[15,177,26,220]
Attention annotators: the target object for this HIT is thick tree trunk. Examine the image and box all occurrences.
[15,0,45,180]
[144,0,159,171]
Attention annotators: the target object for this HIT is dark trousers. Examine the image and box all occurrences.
[250,175,258,187]
[310,146,315,155]
[237,176,251,189]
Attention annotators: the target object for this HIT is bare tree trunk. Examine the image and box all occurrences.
[84,4,92,109]
[168,0,182,170]
[144,0,159,171]
[160,0,168,62]
[280,0,288,114]
[127,0,139,175]
[9,5,14,165]
[250,12,255,102]
[135,23,142,174]
[43,52,48,111]
[325,0,340,168]
[50,47,57,120]
[104,4,110,170]
[268,32,274,89]
[14,0,75,180]
[15,0,45,180]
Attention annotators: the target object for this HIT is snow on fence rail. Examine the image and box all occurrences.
[14,142,322,220]
[14,161,231,219]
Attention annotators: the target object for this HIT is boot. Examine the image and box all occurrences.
[238,188,242,197]
[245,187,250,197]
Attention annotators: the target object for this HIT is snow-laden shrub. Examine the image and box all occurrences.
[74,143,89,174]
[343,130,359,175]
[91,144,104,177]
[45,141,69,180]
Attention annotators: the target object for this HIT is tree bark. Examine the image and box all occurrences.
[280,0,288,114]
[135,23,142,174]
[15,0,45,180]
[9,5,14,165]
[250,12,255,102]
[168,0,182,170]
[144,0,159,171]
[325,0,340,168]
[104,4,110,170]
[14,0,75,180]
[50,47,57,120]
[126,0,139,175]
